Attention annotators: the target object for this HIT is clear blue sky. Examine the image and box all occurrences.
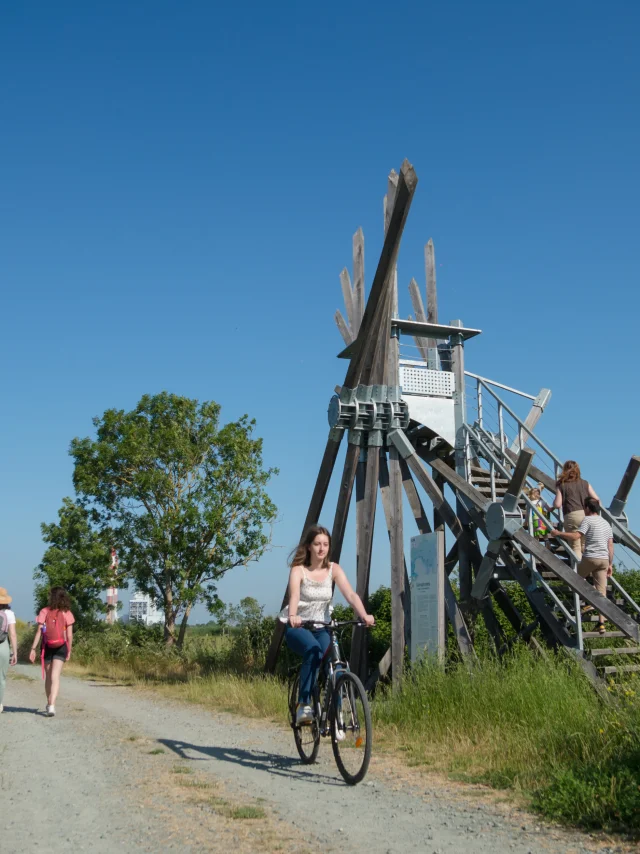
[2,1,640,622]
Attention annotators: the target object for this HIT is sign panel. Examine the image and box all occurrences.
[410,531,445,663]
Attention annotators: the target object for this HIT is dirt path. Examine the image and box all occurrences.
[0,666,624,854]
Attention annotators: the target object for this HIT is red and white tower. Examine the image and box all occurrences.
[106,548,119,624]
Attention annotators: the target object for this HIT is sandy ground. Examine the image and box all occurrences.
[0,665,629,854]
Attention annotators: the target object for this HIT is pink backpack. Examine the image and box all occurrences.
[42,609,67,648]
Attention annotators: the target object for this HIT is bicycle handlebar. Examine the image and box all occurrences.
[299,619,369,630]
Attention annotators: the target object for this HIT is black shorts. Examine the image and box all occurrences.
[42,643,68,662]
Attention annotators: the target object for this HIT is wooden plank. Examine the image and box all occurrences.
[352,227,365,335]
[471,539,502,600]
[334,309,353,346]
[344,160,418,390]
[339,268,356,334]
[603,665,640,675]
[400,455,432,534]
[388,445,406,687]
[590,647,640,657]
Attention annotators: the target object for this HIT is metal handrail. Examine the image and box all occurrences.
[464,371,537,401]
[468,377,640,555]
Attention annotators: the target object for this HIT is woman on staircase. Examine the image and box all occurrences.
[553,460,599,561]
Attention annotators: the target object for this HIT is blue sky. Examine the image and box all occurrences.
[2,1,640,621]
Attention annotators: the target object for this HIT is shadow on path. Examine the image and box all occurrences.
[158,738,344,786]
[1,706,46,715]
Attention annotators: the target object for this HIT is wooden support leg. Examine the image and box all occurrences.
[610,455,640,518]
[388,446,405,688]
[331,441,361,563]
[264,428,344,673]
[379,452,411,645]
[350,440,381,681]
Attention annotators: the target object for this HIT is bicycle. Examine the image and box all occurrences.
[287,619,372,785]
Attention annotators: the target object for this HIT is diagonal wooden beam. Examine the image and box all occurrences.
[334,309,353,346]
[344,160,418,389]
[408,277,430,363]
[331,442,361,562]
[503,448,534,513]
[610,455,640,517]
[339,268,356,334]
[399,455,432,534]
[352,227,365,335]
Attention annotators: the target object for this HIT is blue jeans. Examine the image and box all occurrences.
[285,626,330,705]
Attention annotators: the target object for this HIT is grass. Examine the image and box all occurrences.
[148,747,165,755]
[64,644,640,837]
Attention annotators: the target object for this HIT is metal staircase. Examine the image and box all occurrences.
[458,374,640,681]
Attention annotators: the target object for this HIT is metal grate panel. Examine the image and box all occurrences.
[400,365,455,398]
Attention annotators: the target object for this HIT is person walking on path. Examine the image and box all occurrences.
[0,587,19,712]
[280,525,375,725]
[28,587,75,716]
[553,461,599,561]
[551,497,614,635]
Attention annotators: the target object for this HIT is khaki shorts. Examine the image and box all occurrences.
[577,556,609,597]
[564,510,585,560]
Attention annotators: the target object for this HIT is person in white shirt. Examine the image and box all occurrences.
[0,587,19,712]
[551,498,614,635]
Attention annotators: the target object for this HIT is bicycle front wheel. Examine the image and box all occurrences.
[290,674,320,764]
[330,671,372,785]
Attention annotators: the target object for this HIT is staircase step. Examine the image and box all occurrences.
[583,631,625,638]
[602,665,640,675]
[589,647,640,657]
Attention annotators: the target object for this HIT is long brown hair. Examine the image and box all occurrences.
[289,525,332,569]
[48,586,72,612]
[557,460,582,485]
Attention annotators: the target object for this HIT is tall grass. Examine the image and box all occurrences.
[374,651,640,834]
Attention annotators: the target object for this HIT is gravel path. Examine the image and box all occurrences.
[0,666,625,854]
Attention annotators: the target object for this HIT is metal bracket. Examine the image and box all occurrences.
[328,385,410,435]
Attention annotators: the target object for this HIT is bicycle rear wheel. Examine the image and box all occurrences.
[330,671,372,785]
[289,674,320,764]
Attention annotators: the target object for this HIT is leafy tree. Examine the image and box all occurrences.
[70,392,277,646]
[34,497,114,624]
[226,596,264,628]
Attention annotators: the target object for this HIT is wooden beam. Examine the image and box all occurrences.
[344,160,418,389]
[509,389,551,453]
[379,452,411,642]
[400,456,432,534]
[425,238,438,349]
[610,455,640,517]
[408,277,430,363]
[502,448,534,513]
[334,309,353,346]
[350,444,380,680]
[388,445,406,688]
[331,442,360,562]
[352,227,365,335]
[339,268,356,334]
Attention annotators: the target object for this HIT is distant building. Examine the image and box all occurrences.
[127,591,163,626]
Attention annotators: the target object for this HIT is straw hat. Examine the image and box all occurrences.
[0,587,12,605]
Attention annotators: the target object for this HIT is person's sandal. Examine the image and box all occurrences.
[581,605,595,615]
[598,623,606,636]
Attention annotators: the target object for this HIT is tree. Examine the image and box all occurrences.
[225,596,264,628]
[34,497,114,623]
[70,392,277,646]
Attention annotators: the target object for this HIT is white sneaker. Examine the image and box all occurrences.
[0,704,3,713]
[295,704,313,725]
[46,705,56,717]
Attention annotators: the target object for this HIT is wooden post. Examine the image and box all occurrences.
[353,228,365,335]
[509,389,551,453]
[425,238,438,351]
[331,441,361,562]
[388,445,405,688]
[610,456,640,518]
[450,320,472,602]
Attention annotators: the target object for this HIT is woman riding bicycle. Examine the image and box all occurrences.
[281,525,375,726]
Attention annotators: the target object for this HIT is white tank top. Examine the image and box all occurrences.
[279,564,333,624]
